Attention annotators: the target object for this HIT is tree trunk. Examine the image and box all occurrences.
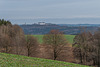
[80,50,83,64]
[5,46,8,53]
[54,50,57,60]
[27,48,30,56]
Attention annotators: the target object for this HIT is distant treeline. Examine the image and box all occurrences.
[20,24,99,35]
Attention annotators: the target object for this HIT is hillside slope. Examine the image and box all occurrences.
[0,53,91,67]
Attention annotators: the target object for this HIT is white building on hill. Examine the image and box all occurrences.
[38,22,46,25]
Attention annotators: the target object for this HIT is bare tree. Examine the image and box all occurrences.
[72,31,96,65]
[72,32,86,64]
[93,30,100,67]
[43,30,67,60]
[0,34,12,53]
[0,24,12,53]
[26,35,38,56]
[12,25,26,55]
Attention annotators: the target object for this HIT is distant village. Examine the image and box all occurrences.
[23,22,57,26]
[34,22,53,25]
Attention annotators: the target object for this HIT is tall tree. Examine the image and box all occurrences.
[72,31,95,64]
[26,35,38,56]
[0,19,12,53]
[93,30,100,67]
[12,25,26,55]
[43,30,67,60]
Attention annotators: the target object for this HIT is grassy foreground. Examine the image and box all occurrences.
[0,53,90,67]
[34,35,75,44]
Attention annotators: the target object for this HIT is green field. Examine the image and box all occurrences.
[34,35,75,44]
[0,53,90,67]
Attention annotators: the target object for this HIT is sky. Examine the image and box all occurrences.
[0,0,100,24]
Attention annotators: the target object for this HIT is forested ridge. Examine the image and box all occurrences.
[20,24,98,35]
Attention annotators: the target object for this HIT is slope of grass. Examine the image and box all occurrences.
[34,35,75,44]
[65,35,75,43]
[34,35,43,43]
[0,53,90,67]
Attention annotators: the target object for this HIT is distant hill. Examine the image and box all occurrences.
[20,24,99,35]
[58,24,100,27]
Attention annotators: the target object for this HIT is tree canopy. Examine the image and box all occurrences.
[0,19,12,26]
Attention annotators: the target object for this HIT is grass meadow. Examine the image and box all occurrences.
[0,53,90,67]
[33,35,75,44]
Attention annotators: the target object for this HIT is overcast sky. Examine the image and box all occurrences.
[0,0,100,24]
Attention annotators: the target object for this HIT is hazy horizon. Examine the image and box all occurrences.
[9,18,100,25]
[0,0,100,24]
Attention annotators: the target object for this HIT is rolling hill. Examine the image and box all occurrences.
[0,53,91,67]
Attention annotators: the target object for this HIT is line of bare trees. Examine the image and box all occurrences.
[0,24,68,59]
[0,19,68,61]
[0,19,38,57]
[73,30,100,67]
